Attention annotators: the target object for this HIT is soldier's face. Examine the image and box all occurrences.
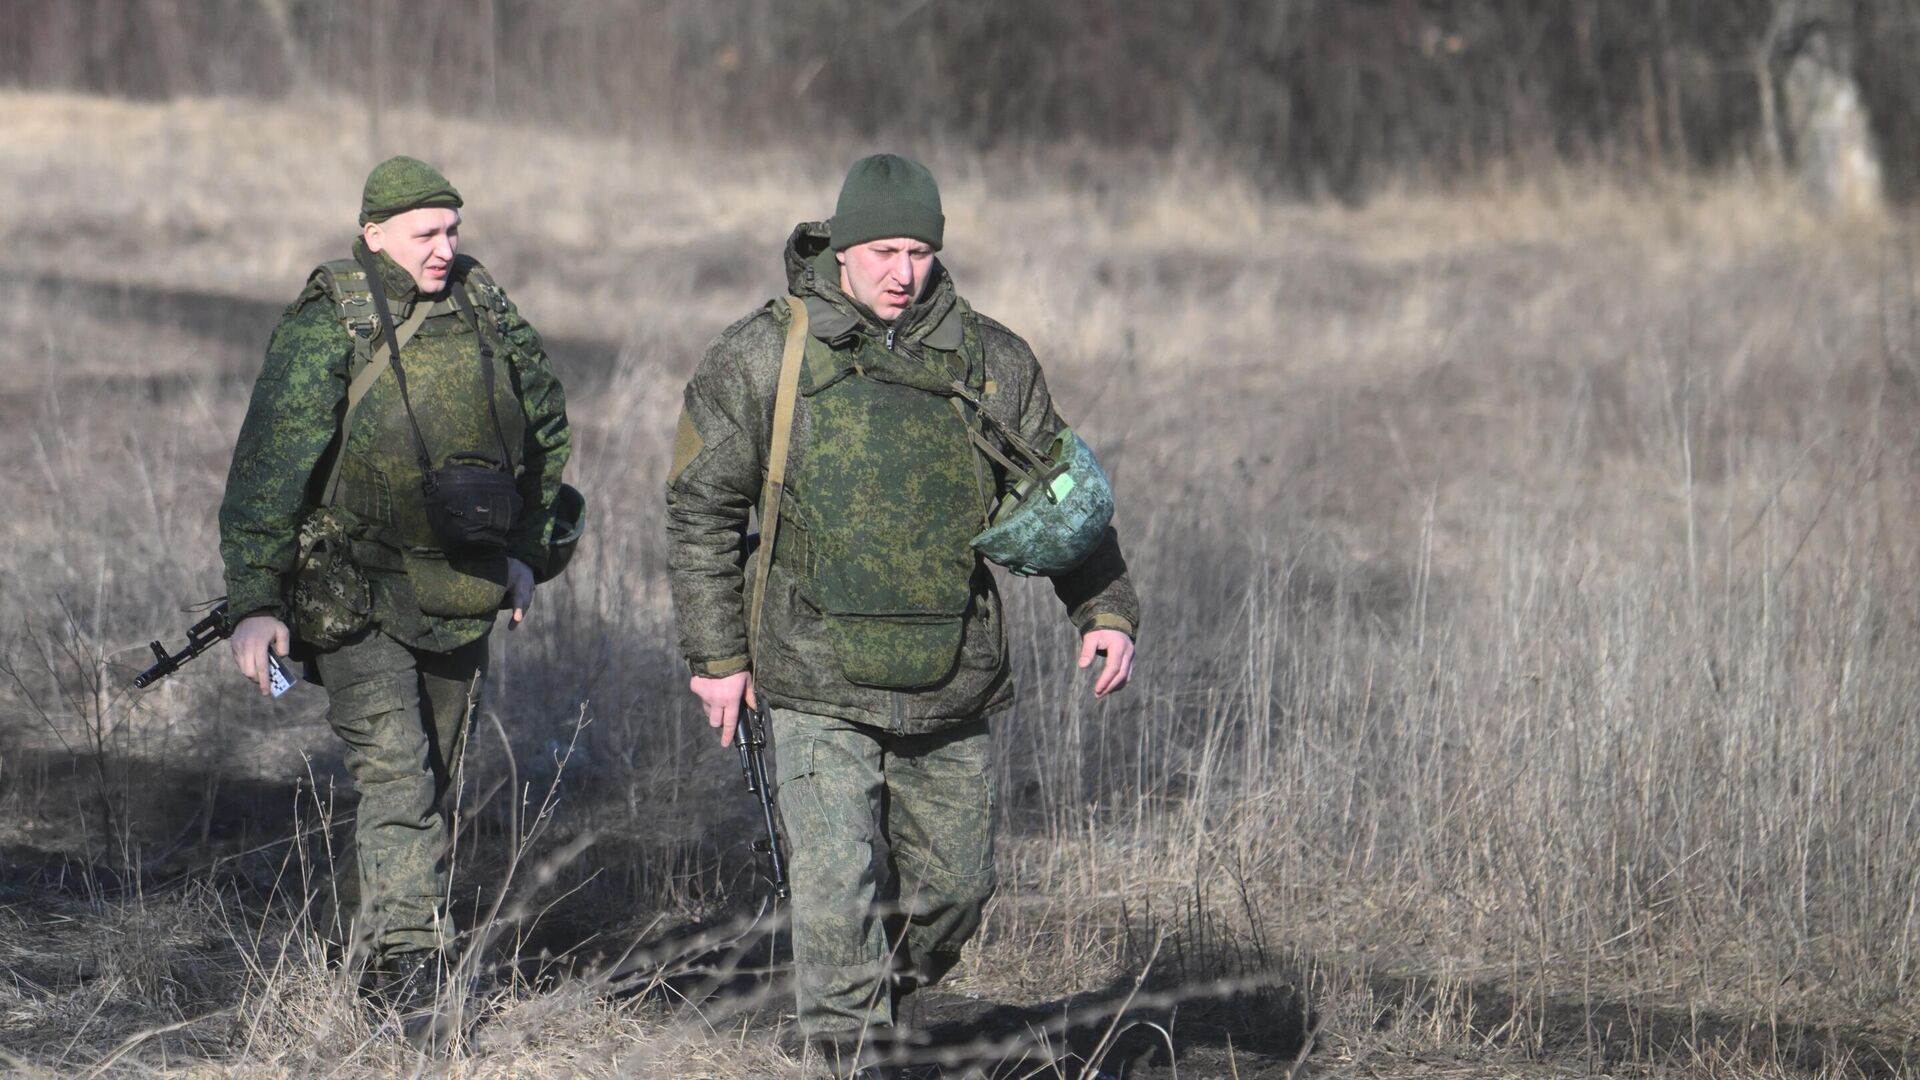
[363,207,461,294]
[837,237,934,322]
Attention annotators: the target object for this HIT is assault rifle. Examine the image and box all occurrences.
[133,601,232,688]
[132,600,295,695]
[735,703,791,901]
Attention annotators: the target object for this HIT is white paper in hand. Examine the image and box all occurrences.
[268,655,296,698]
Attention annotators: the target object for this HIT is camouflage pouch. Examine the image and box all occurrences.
[401,549,509,618]
[289,505,373,651]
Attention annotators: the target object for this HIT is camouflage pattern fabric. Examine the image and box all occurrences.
[221,242,569,960]
[798,328,982,689]
[769,707,996,1040]
[314,629,486,957]
[666,221,1139,732]
[219,242,571,652]
[289,504,372,649]
[969,426,1117,577]
[331,259,526,621]
[359,154,462,225]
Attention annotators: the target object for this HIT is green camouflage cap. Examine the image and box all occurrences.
[829,153,943,251]
[359,155,463,225]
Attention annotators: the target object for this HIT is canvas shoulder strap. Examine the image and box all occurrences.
[746,294,810,659]
[314,259,377,348]
[455,256,512,337]
[311,260,448,505]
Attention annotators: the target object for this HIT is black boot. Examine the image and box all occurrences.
[837,1035,940,1080]
[363,950,462,1052]
[808,1037,905,1079]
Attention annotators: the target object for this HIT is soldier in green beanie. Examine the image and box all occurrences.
[220,154,572,1027]
[667,153,1139,1071]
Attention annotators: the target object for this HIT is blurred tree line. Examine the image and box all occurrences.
[5,0,1915,203]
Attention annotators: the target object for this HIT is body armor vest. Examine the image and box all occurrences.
[310,258,524,619]
[789,310,990,689]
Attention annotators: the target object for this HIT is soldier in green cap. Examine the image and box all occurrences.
[220,154,572,1014]
[666,153,1139,1070]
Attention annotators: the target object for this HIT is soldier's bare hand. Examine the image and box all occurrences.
[230,615,291,697]
[506,557,536,629]
[690,670,755,747]
[1078,629,1135,698]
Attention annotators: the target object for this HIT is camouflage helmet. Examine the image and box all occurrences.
[971,428,1114,577]
[535,483,587,584]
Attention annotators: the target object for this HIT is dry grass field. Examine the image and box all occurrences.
[3,91,1920,1078]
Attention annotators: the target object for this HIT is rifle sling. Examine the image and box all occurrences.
[950,398,1040,493]
[747,295,809,662]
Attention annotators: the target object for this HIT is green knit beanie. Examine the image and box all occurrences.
[359,155,463,226]
[829,153,944,252]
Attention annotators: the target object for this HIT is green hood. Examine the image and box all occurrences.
[782,221,959,351]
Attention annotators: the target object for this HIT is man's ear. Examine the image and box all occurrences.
[834,249,846,268]
[362,222,384,253]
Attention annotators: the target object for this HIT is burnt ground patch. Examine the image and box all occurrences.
[890,975,1313,1079]
[1435,974,1920,1080]
[0,736,775,1063]
[561,903,1920,1080]
[569,903,1317,1079]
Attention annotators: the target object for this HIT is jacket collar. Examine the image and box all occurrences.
[782,221,961,351]
[353,237,424,309]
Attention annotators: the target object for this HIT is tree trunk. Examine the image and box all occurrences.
[257,0,310,92]
[367,0,386,159]
[142,0,195,97]
[1775,0,1883,213]
[1754,2,1789,169]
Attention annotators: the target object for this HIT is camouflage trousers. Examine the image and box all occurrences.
[314,629,488,958]
[769,708,998,1041]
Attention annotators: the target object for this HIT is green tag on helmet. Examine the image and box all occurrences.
[971,427,1114,576]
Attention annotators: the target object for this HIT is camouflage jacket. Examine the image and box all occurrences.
[219,243,572,653]
[666,222,1137,732]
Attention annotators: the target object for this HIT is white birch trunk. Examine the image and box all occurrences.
[1774,0,1883,214]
